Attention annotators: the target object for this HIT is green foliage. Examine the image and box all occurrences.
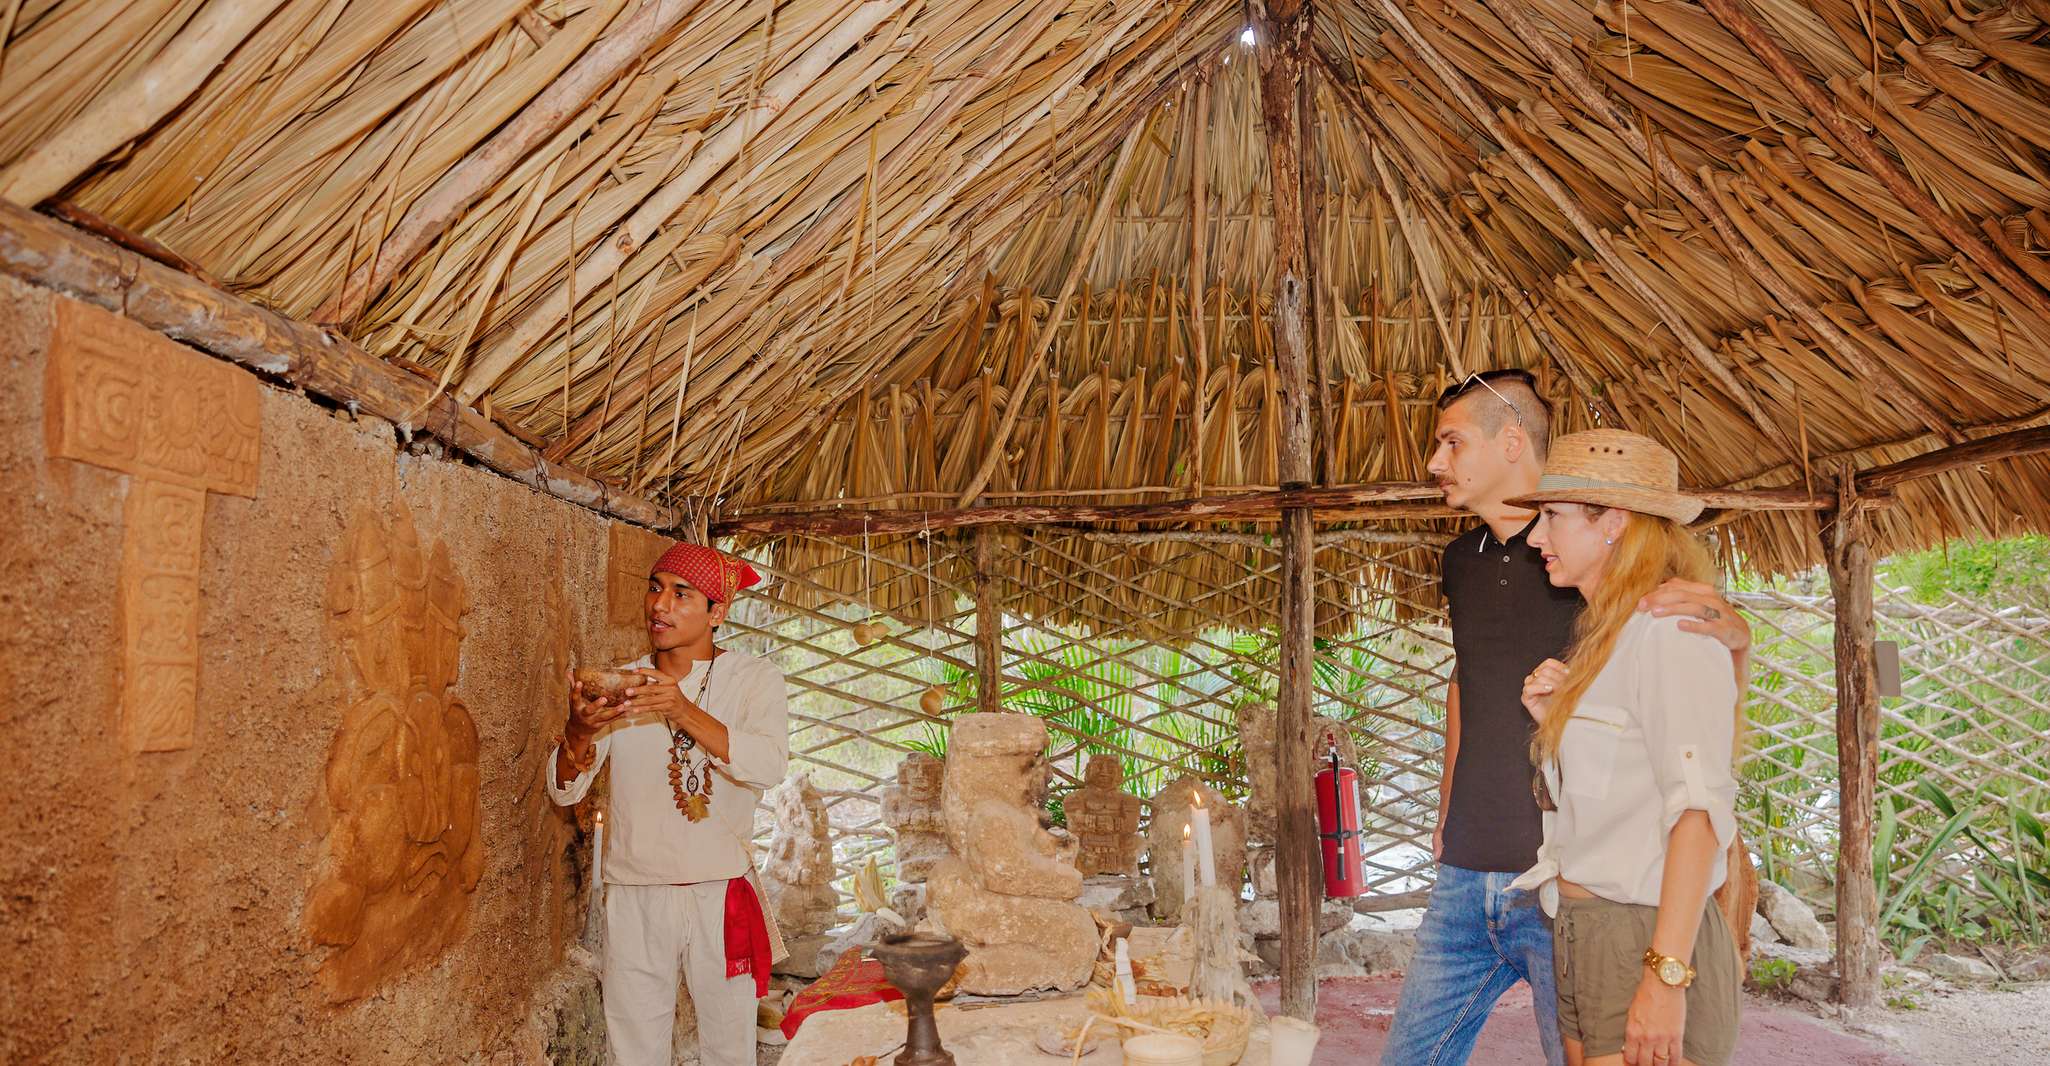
[1749,956,1798,992]
[1738,534,2050,954]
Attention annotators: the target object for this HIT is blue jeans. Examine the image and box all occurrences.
[1379,864,1564,1066]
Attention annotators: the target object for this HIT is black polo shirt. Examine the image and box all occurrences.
[1439,516,1583,873]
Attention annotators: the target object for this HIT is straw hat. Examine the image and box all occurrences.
[1506,429,1704,524]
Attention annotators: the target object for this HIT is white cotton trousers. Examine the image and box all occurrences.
[602,882,758,1066]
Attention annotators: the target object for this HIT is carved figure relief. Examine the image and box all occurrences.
[517,537,580,961]
[44,298,260,751]
[926,713,1097,995]
[761,773,839,939]
[1236,703,1357,844]
[1061,754,1144,877]
[606,522,671,660]
[305,502,484,1002]
[880,752,949,882]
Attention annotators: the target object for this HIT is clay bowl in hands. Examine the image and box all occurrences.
[574,667,644,704]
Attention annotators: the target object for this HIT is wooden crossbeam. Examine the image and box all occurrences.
[713,482,1865,534]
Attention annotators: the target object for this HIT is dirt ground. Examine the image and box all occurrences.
[1811,981,2050,1065]
[1241,975,2050,1065]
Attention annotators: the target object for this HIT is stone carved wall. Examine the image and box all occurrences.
[606,523,671,660]
[305,502,485,1002]
[518,537,582,960]
[43,298,259,750]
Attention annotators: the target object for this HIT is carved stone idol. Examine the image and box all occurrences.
[925,714,1097,995]
[1235,703,1356,845]
[762,773,840,939]
[1145,777,1248,924]
[305,503,485,1002]
[1062,754,1145,877]
[881,752,950,883]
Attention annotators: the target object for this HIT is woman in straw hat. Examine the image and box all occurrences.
[1505,430,1743,1066]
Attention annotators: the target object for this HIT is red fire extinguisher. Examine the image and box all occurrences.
[1317,746,1366,898]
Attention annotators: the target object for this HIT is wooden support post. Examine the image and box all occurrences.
[1259,0,1319,1022]
[1818,465,1880,1009]
[973,528,1002,714]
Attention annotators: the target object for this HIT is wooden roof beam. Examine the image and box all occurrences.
[0,201,686,531]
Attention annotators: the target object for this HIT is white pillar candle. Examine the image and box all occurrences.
[1191,793,1216,886]
[592,809,605,888]
[1114,937,1137,1004]
[1180,823,1196,898]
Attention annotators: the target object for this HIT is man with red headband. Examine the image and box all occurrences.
[548,541,790,1066]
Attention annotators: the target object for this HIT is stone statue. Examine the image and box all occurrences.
[1236,703,1357,844]
[1144,777,1248,924]
[925,714,1097,995]
[880,752,950,882]
[305,502,485,1002]
[762,773,840,939]
[1061,754,1144,877]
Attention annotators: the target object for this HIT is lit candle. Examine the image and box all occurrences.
[1181,823,1196,899]
[1191,792,1215,887]
[592,809,605,888]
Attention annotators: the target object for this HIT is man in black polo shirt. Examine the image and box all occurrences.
[1379,370,1749,1066]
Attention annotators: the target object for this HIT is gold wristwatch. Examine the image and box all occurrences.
[1643,948,1696,988]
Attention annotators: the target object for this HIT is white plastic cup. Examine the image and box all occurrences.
[1266,1016,1321,1066]
[1121,1033,1205,1066]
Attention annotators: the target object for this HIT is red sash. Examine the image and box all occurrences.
[724,877,772,997]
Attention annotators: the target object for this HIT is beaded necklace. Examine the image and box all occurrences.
[668,655,717,821]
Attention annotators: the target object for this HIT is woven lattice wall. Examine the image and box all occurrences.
[725,532,2050,940]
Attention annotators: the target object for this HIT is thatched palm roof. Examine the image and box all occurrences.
[6,0,2050,584]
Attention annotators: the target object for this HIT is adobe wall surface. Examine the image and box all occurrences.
[0,276,654,1063]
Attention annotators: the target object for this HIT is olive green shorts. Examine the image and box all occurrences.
[1553,897,1741,1065]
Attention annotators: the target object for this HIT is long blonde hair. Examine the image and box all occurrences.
[1534,506,1721,763]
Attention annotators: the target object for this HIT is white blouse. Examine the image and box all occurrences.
[1510,613,1739,916]
[548,649,789,885]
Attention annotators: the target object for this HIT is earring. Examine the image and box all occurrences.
[1604,536,1615,545]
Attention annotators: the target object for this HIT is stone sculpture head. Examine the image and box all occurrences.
[945,713,1053,810]
[1084,753,1122,788]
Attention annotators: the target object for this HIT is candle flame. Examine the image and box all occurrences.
[595,811,604,826]
[1192,791,1204,809]
[1183,823,1192,840]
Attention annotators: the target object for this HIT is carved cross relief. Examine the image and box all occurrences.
[44,298,260,752]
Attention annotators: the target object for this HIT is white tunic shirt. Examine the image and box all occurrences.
[1511,613,1739,915]
[548,649,789,885]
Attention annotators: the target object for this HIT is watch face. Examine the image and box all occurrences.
[1658,958,1689,985]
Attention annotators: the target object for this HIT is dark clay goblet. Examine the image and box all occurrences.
[870,932,969,1066]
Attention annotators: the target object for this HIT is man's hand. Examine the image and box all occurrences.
[1640,579,1750,654]
[1621,974,1686,1066]
[622,668,692,729]
[1521,658,1569,722]
[567,671,627,738]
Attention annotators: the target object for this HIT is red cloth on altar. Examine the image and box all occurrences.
[779,948,903,1039]
[724,877,772,998]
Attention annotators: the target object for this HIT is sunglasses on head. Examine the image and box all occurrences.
[1437,369,1538,427]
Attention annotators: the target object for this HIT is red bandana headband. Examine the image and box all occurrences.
[651,542,760,604]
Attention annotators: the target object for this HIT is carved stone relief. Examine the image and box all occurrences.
[305,502,484,1002]
[43,298,260,751]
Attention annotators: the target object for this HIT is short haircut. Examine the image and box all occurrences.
[1439,376,1552,460]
